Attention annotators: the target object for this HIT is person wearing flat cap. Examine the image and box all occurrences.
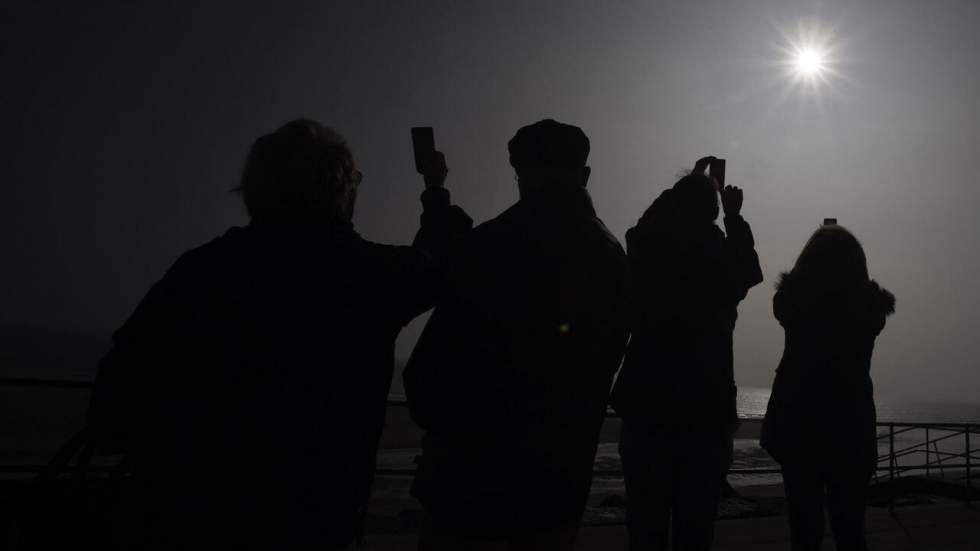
[404,119,630,550]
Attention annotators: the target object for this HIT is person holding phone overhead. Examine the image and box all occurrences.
[761,224,894,551]
[88,120,471,549]
[405,119,630,550]
[611,157,763,551]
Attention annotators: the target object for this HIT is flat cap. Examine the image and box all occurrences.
[508,119,590,171]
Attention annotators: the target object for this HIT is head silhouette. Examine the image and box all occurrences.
[508,119,591,199]
[671,173,719,224]
[236,119,359,223]
[792,225,869,285]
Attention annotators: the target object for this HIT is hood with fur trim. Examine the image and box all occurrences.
[774,271,895,333]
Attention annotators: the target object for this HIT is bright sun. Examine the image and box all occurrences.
[794,46,826,77]
[775,22,842,95]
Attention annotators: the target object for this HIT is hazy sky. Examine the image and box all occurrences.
[3,1,979,401]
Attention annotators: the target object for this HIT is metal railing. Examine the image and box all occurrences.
[875,422,977,510]
[2,376,977,509]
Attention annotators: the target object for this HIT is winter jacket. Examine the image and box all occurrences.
[87,188,470,548]
[611,190,763,439]
[760,273,895,469]
[404,185,630,528]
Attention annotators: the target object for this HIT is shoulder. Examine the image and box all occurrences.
[360,240,431,275]
[774,271,793,294]
[775,273,896,331]
[587,216,627,261]
[452,203,524,257]
[164,227,248,279]
[471,202,522,238]
[773,272,800,324]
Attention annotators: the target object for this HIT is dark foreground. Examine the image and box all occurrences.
[365,499,980,550]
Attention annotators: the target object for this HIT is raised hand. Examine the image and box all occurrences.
[421,151,448,189]
[693,156,716,176]
[720,185,743,217]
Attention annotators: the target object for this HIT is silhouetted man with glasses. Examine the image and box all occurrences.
[89,119,470,549]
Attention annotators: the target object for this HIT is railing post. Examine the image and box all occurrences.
[925,427,930,479]
[967,427,972,509]
[889,424,895,515]
[935,440,946,477]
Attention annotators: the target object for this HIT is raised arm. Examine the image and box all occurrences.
[390,151,472,325]
[720,185,764,301]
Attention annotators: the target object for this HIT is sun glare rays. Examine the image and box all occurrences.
[676,16,855,123]
[729,18,855,122]
[776,22,843,94]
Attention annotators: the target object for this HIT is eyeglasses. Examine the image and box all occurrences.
[350,170,363,186]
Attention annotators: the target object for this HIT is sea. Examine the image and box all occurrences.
[736,386,980,424]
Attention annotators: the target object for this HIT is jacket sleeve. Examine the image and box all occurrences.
[87,254,196,454]
[392,187,472,325]
[401,303,456,430]
[402,206,486,431]
[624,192,681,331]
[624,226,648,331]
[413,187,472,255]
[721,214,764,303]
[401,233,482,431]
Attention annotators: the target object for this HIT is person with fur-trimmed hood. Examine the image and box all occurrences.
[761,224,895,551]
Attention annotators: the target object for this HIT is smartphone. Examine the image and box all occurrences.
[709,158,726,189]
[823,218,838,225]
[411,127,435,174]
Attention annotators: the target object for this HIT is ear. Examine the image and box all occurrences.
[581,166,592,188]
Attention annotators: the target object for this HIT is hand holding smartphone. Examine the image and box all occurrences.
[411,127,435,174]
[711,158,743,217]
[411,127,446,188]
[709,158,726,189]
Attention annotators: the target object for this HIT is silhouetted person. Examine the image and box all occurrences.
[761,225,894,551]
[610,157,763,550]
[87,119,471,549]
[403,119,630,550]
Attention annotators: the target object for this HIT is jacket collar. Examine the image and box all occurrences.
[245,218,360,240]
[516,185,597,218]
